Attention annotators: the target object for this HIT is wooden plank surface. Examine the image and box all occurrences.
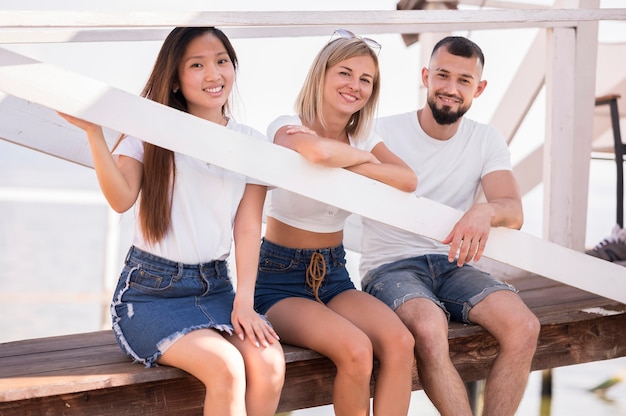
[1,275,624,414]
[0,332,322,403]
[0,378,207,416]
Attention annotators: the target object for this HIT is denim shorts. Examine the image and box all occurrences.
[254,238,356,314]
[361,254,516,324]
[111,246,238,367]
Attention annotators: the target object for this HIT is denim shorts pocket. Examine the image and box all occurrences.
[258,255,296,273]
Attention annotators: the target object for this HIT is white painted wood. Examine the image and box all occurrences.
[0,28,172,44]
[0,47,624,304]
[461,0,551,8]
[0,9,624,44]
[570,4,600,251]
[0,27,341,44]
[2,9,620,28]
[544,27,577,248]
[0,93,119,168]
[543,0,599,252]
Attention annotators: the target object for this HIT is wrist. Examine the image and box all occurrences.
[233,291,254,308]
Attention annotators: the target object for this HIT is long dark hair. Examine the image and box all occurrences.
[139,27,238,243]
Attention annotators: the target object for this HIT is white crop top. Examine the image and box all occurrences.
[113,119,268,264]
[266,115,381,233]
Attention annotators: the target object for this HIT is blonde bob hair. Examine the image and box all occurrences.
[295,37,380,141]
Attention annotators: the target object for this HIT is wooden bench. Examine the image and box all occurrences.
[1,273,625,415]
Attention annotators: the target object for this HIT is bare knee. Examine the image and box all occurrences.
[265,346,287,388]
[397,324,416,350]
[336,334,374,379]
[219,356,248,391]
[397,299,449,358]
[181,348,243,397]
[470,291,540,354]
[404,317,450,362]
[509,311,540,353]
[246,344,286,393]
[486,305,540,362]
[378,326,415,367]
[523,311,540,339]
[396,327,416,360]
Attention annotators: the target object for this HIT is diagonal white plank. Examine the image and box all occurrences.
[0,46,624,304]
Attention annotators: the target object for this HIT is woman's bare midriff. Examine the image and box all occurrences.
[264,216,343,249]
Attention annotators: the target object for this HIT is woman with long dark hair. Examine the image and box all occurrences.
[59,27,285,416]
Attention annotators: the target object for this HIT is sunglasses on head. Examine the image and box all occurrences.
[329,28,382,55]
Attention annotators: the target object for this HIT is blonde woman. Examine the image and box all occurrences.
[254,30,417,416]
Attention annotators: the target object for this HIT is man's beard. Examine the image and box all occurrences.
[427,94,468,125]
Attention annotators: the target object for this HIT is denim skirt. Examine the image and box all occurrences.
[111,246,237,367]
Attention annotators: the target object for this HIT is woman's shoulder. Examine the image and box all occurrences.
[266,114,301,141]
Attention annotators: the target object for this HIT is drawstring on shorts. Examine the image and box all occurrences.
[306,252,326,303]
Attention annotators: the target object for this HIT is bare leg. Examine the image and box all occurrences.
[328,290,414,416]
[396,298,473,416]
[469,290,540,416]
[267,297,373,416]
[328,290,415,416]
[227,333,285,416]
[158,329,247,416]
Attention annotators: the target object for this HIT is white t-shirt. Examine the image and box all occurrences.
[266,114,381,233]
[114,119,268,264]
[359,111,512,277]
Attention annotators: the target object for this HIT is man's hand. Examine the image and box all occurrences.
[441,204,494,266]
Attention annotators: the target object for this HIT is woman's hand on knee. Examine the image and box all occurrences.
[231,305,280,348]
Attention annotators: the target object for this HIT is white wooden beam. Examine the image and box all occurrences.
[0,94,118,168]
[2,9,621,28]
[459,0,552,8]
[571,2,600,249]
[0,9,624,43]
[0,47,624,304]
[543,0,600,251]
[544,27,577,247]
